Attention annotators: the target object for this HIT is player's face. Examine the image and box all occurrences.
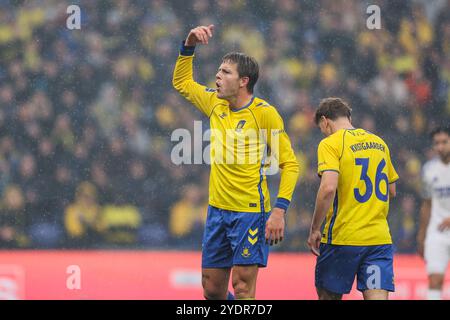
[432,132,450,160]
[216,61,241,99]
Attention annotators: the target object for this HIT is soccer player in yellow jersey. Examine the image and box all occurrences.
[173,25,299,300]
[307,98,399,300]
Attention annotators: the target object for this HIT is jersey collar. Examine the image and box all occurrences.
[230,96,255,112]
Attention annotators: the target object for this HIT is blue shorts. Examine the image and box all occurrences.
[201,205,270,268]
[315,244,395,294]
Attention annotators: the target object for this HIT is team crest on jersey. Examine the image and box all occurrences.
[241,247,251,258]
[219,112,227,119]
[235,120,246,132]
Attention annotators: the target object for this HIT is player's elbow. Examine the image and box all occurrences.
[319,171,338,197]
[289,161,300,176]
[172,69,183,91]
[172,75,182,91]
[321,184,337,198]
[280,158,300,175]
[388,183,396,198]
[172,76,189,95]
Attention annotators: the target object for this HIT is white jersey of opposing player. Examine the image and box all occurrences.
[422,157,450,235]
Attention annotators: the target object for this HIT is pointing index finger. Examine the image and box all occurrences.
[201,26,213,38]
[208,24,215,36]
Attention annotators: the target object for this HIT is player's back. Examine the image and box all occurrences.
[319,128,399,246]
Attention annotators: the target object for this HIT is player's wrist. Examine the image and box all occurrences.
[274,197,290,212]
[271,208,285,216]
[180,40,195,56]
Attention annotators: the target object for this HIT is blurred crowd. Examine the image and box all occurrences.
[0,0,449,251]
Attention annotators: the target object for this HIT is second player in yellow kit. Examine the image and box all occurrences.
[317,127,399,245]
[308,98,398,300]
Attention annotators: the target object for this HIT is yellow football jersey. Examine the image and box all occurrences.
[173,52,299,213]
[317,128,399,245]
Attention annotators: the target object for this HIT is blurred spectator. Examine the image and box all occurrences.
[89,161,113,204]
[169,184,207,247]
[15,154,40,214]
[97,194,142,246]
[405,69,432,106]
[391,195,417,253]
[64,181,101,248]
[0,185,28,248]
[53,163,76,214]
[371,67,409,107]
[281,206,313,252]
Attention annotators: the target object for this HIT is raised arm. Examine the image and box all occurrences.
[172,25,219,117]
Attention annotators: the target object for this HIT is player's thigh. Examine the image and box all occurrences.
[202,206,233,269]
[232,264,259,285]
[356,245,394,293]
[316,287,343,300]
[362,289,389,300]
[202,267,231,297]
[424,234,449,275]
[315,244,361,295]
[226,211,269,268]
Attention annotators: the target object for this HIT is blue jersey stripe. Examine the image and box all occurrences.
[257,146,266,214]
[258,165,265,214]
[257,162,265,245]
[327,191,338,244]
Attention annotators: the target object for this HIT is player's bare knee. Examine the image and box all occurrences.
[232,266,257,298]
[317,288,342,300]
[363,289,388,300]
[202,274,226,299]
[320,292,342,300]
[232,278,253,298]
[203,289,224,300]
[202,285,226,299]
